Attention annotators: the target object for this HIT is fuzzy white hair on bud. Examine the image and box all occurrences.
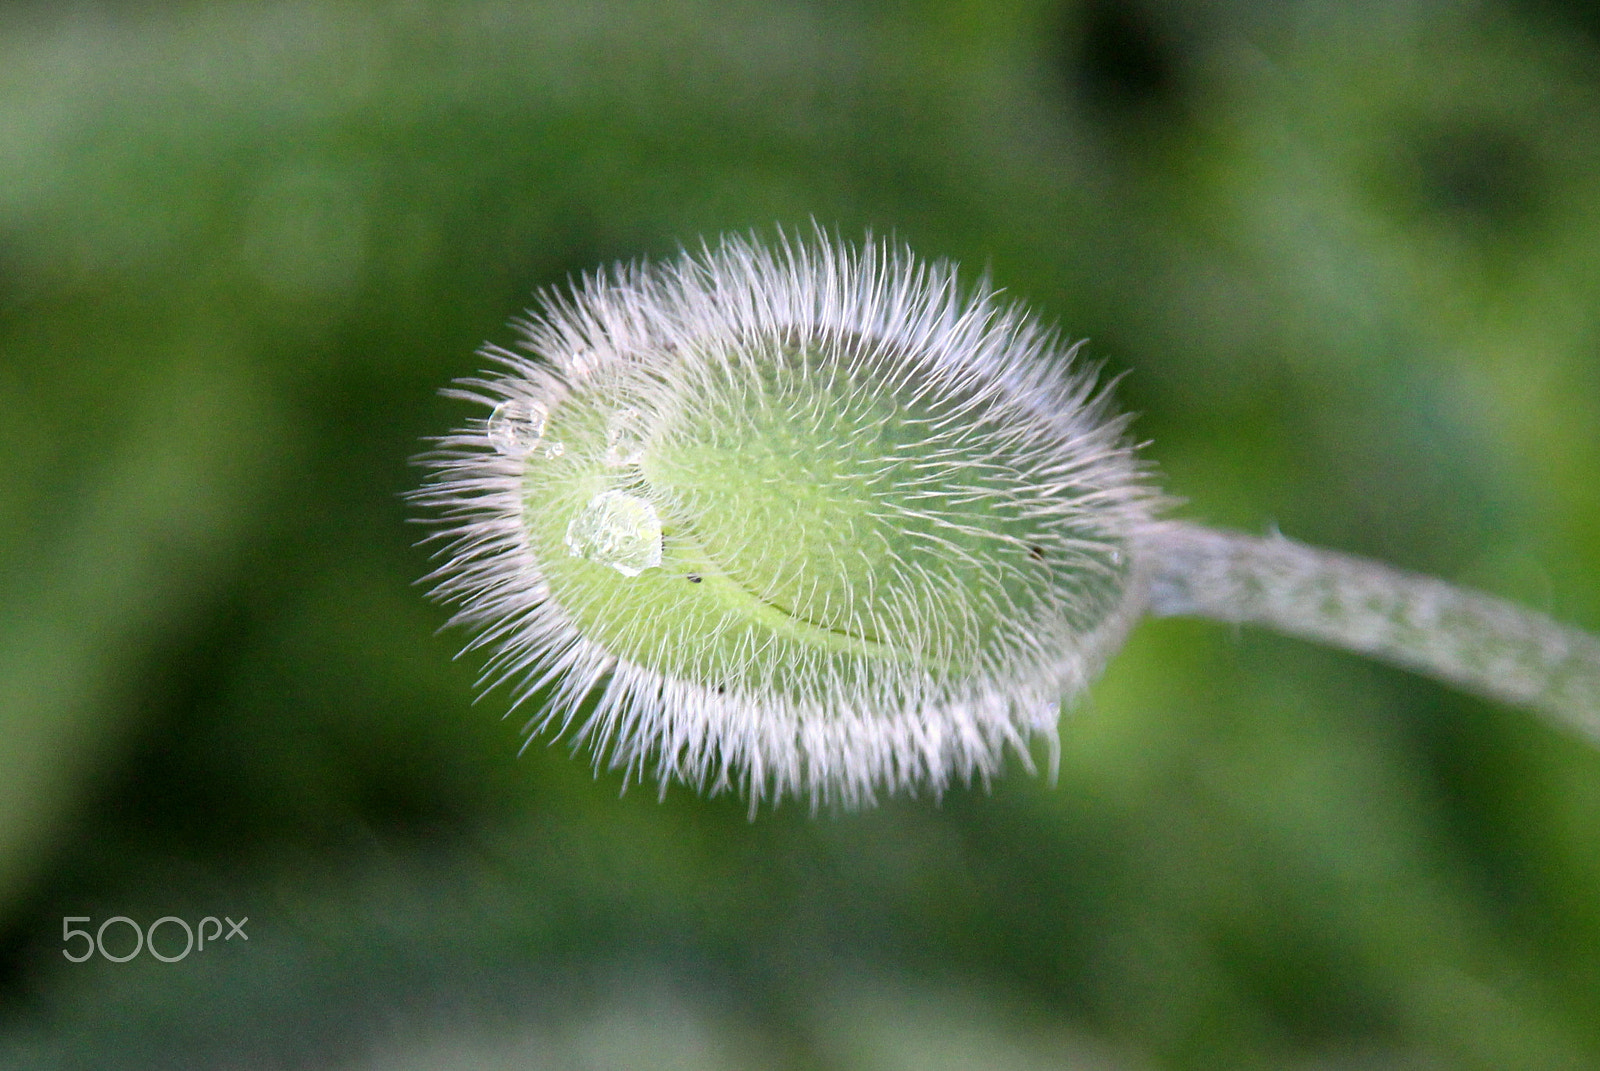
[413,232,1162,808]
[416,231,1600,811]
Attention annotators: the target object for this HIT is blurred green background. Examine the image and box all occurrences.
[2,0,1599,1067]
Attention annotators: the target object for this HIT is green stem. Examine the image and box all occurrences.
[1139,521,1600,743]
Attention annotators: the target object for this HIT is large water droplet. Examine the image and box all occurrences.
[487,398,546,457]
[603,407,647,467]
[564,490,663,576]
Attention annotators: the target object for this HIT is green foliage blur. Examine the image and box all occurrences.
[2,0,1598,1067]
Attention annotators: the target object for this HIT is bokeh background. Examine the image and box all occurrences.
[2,0,1599,1067]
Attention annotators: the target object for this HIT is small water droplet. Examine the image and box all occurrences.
[564,490,663,576]
[487,398,546,457]
[603,407,647,467]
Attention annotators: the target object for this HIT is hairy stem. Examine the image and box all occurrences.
[1139,521,1600,743]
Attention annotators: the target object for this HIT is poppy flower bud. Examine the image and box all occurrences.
[414,233,1160,807]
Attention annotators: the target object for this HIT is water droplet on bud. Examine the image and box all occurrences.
[564,490,663,576]
[603,407,647,467]
[487,398,547,457]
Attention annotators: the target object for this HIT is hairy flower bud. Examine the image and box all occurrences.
[414,233,1161,807]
